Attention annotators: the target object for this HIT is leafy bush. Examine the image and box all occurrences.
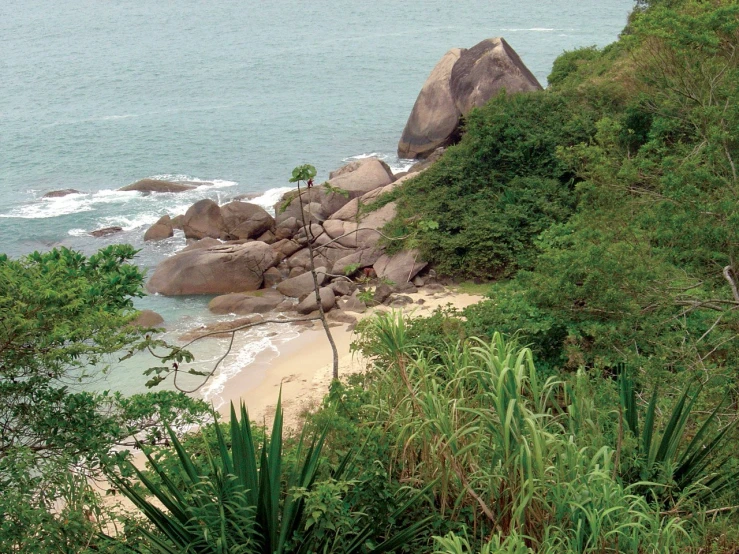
[387,90,596,278]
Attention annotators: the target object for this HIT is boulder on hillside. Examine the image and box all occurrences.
[119,178,197,193]
[329,158,395,196]
[220,201,274,240]
[275,216,300,239]
[208,289,286,315]
[181,199,228,240]
[330,198,360,221]
[287,248,332,272]
[397,48,463,160]
[329,280,356,297]
[276,267,329,298]
[43,189,80,198]
[90,226,123,238]
[450,38,542,114]
[373,249,427,286]
[398,38,542,159]
[146,241,278,296]
[296,287,336,314]
[263,266,284,289]
[271,239,302,261]
[144,215,174,241]
[332,248,383,276]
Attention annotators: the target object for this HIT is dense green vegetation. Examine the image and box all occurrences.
[0,245,208,552]
[3,0,739,551]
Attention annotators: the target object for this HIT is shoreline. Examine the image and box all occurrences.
[214,287,485,431]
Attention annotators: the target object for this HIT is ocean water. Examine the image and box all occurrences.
[1,0,635,402]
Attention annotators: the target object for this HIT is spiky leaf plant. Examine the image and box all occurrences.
[618,369,739,504]
[108,395,428,553]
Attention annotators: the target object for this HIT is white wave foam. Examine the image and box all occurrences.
[198,324,301,409]
[148,174,238,189]
[344,151,414,175]
[100,114,137,121]
[249,187,293,214]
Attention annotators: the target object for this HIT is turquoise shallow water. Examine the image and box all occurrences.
[0,0,635,398]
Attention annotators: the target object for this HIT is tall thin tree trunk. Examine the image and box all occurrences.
[296,181,340,380]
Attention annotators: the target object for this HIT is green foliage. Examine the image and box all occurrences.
[289,164,317,183]
[343,262,362,276]
[0,245,208,551]
[547,46,602,87]
[348,313,695,551]
[389,91,593,277]
[618,370,739,503]
[112,397,429,553]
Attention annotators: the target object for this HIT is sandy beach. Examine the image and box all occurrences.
[216,286,484,431]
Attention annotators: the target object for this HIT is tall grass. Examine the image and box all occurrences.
[359,312,692,551]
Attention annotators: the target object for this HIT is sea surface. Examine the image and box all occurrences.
[1,0,635,403]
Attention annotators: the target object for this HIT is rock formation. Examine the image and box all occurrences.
[146,241,277,295]
[398,37,542,159]
[119,178,198,193]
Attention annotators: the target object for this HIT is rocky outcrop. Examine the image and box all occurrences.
[276,267,329,298]
[119,178,197,193]
[144,215,174,241]
[208,289,286,315]
[450,38,542,114]
[398,38,542,159]
[146,241,278,296]
[275,158,394,226]
[220,201,275,240]
[397,49,463,160]
[296,287,336,314]
[373,249,427,285]
[43,189,80,198]
[332,248,383,276]
[90,226,123,237]
[181,199,228,240]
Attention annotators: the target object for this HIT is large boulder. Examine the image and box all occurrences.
[450,38,542,114]
[296,287,336,314]
[398,38,542,159]
[144,215,174,241]
[276,267,329,298]
[147,241,278,296]
[208,289,286,315]
[220,201,274,240]
[332,248,383,276]
[323,201,396,249]
[373,249,427,286]
[119,178,197,193]
[181,199,227,240]
[287,248,332,272]
[397,48,463,160]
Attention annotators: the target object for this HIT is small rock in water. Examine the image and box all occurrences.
[43,189,80,198]
[90,226,123,237]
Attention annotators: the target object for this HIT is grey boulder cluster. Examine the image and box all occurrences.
[134,35,538,329]
[144,158,434,325]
